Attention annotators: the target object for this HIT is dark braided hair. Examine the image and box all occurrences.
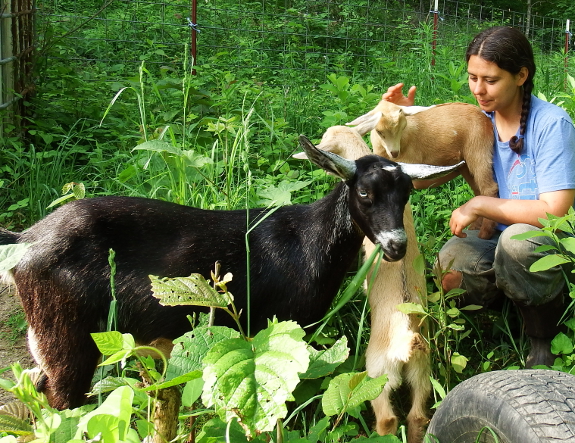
[466,26,536,154]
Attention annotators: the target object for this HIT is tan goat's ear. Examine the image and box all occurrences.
[398,105,436,116]
[292,152,308,160]
[346,111,381,136]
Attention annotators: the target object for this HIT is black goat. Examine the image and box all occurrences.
[0,135,460,409]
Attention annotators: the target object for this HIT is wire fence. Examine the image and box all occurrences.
[2,0,574,118]
[34,0,572,75]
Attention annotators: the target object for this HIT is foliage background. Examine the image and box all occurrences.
[1,0,575,440]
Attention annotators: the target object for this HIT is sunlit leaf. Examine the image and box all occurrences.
[150,273,233,307]
[530,255,570,272]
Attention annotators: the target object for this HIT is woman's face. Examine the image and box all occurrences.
[467,55,528,114]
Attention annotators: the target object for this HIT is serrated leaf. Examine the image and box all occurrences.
[150,273,233,307]
[201,320,309,438]
[530,254,570,272]
[322,371,387,417]
[0,412,33,435]
[0,243,32,273]
[551,332,574,355]
[167,326,240,379]
[300,336,349,379]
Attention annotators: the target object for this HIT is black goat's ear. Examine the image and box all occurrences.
[299,135,356,181]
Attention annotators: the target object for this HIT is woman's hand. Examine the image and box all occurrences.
[382,83,417,106]
[449,198,482,238]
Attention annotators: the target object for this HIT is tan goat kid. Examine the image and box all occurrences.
[295,125,431,443]
[348,100,497,239]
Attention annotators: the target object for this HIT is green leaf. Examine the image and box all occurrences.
[459,304,483,311]
[76,386,134,442]
[510,230,548,240]
[551,332,574,355]
[322,371,387,417]
[167,326,240,378]
[150,273,233,307]
[559,237,575,255]
[202,320,309,438]
[450,352,468,373]
[91,331,126,355]
[182,377,204,407]
[530,254,570,272]
[132,139,182,156]
[300,336,349,379]
[396,302,426,315]
[0,243,32,273]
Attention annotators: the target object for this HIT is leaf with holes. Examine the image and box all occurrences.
[150,273,233,307]
[201,320,309,438]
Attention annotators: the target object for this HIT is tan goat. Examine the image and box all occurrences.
[348,100,498,239]
[295,125,431,443]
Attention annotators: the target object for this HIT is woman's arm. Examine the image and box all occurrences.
[449,189,575,237]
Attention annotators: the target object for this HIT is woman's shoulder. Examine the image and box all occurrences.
[530,95,573,124]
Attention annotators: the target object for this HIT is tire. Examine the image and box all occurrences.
[426,369,575,442]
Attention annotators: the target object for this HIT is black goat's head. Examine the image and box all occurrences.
[299,135,463,262]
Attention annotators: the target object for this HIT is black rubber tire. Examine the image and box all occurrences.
[426,369,575,442]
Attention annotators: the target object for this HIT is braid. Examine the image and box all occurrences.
[509,80,533,154]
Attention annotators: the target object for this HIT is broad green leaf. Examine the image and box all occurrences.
[76,386,134,442]
[551,332,574,355]
[560,236,575,255]
[510,230,548,240]
[167,326,240,378]
[396,302,426,315]
[450,352,468,373]
[322,371,387,417]
[91,331,128,355]
[182,377,204,407]
[150,273,233,307]
[202,320,309,437]
[530,254,570,272]
[0,243,32,273]
[132,139,182,156]
[300,336,349,379]
[565,317,575,332]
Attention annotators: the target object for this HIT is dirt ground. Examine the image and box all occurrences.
[0,283,35,406]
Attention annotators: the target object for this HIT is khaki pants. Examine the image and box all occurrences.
[438,224,572,307]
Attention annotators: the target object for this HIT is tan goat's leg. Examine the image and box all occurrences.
[405,333,431,443]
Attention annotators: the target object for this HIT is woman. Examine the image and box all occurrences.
[384,26,575,367]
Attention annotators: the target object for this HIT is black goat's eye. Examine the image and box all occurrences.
[358,190,368,198]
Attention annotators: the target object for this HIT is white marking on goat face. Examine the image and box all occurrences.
[375,229,407,260]
[382,165,399,172]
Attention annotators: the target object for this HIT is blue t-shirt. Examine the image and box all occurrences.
[487,95,575,230]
